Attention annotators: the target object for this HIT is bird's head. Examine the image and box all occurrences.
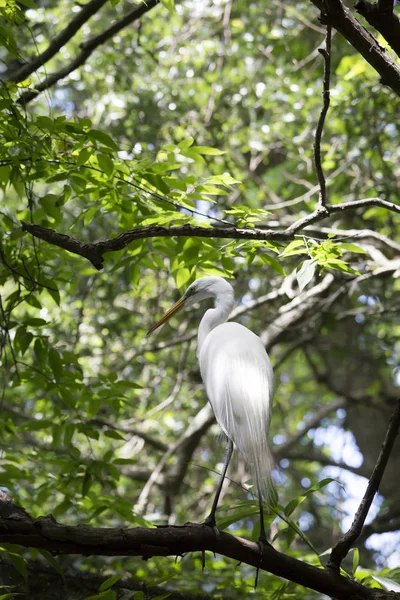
[147,276,233,335]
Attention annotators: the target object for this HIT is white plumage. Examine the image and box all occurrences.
[148,276,274,536]
[200,321,274,502]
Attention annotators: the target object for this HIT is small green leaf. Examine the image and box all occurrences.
[352,547,359,576]
[49,348,63,381]
[38,550,64,577]
[88,129,118,150]
[14,327,33,355]
[279,240,307,258]
[160,0,175,13]
[77,148,92,165]
[34,338,47,363]
[8,553,27,582]
[191,146,225,155]
[97,154,114,177]
[177,137,194,150]
[339,243,367,254]
[63,423,75,446]
[175,268,191,290]
[99,575,121,592]
[296,259,316,291]
[260,253,286,275]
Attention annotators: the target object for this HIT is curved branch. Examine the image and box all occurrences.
[355,0,400,57]
[17,0,159,105]
[328,398,400,571]
[20,194,400,269]
[310,0,400,97]
[8,0,108,83]
[0,497,386,600]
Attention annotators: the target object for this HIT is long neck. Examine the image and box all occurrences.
[197,290,234,354]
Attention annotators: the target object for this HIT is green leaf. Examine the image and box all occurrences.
[160,0,175,13]
[8,553,27,582]
[99,575,121,592]
[338,243,367,254]
[260,253,286,275]
[38,550,64,577]
[97,154,114,177]
[206,175,241,186]
[63,423,75,446]
[34,338,47,363]
[352,547,359,576]
[14,327,33,355]
[296,259,316,291]
[191,146,225,155]
[175,268,191,290]
[88,129,118,150]
[84,205,101,227]
[77,148,92,166]
[284,479,335,517]
[49,348,63,381]
[279,239,307,258]
[177,137,194,150]
[17,0,38,8]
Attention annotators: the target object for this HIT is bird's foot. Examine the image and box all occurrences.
[202,513,220,537]
[254,535,273,590]
[258,535,273,551]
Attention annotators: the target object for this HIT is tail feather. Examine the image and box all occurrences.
[221,360,274,505]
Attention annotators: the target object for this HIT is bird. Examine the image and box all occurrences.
[147,276,274,542]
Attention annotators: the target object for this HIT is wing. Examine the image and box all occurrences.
[198,322,274,499]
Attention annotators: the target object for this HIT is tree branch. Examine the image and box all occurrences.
[8,0,108,83]
[17,0,159,105]
[314,24,332,209]
[328,398,400,571]
[20,194,400,269]
[310,0,400,97]
[355,0,400,57]
[0,499,389,600]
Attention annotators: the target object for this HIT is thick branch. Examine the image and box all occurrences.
[0,505,386,600]
[20,195,400,269]
[8,0,108,83]
[17,0,159,105]
[328,398,400,571]
[310,0,400,97]
[355,1,400,57]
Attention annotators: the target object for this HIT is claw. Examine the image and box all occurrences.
[203,514,220,537]
[254,535,273,589]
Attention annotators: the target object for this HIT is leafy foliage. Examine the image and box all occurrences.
[0,0,400,598]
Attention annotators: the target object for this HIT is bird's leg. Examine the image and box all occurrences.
[257,483,273,548]
[203,438,233,529]
[254,483,273,590]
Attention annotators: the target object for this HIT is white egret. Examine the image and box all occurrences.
[148,276,274,542]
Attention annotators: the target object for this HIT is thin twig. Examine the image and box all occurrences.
[327,398,400,571]
[314,24,332,209]
[17,0,159,105]
[8,0,108,83]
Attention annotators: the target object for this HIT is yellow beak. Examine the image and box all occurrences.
[147,297,186,335]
